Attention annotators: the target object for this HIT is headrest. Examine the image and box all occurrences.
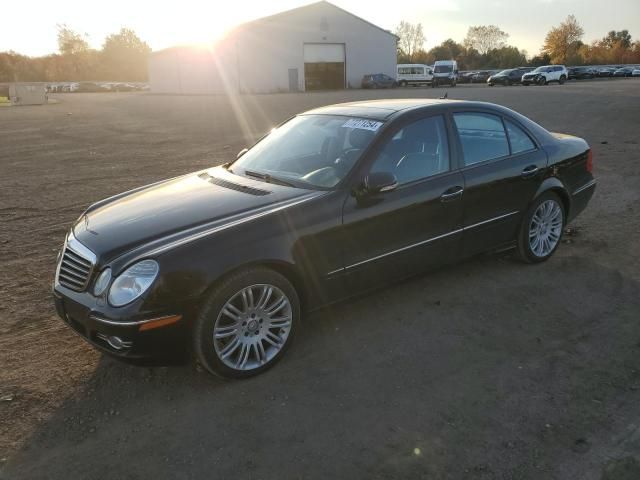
[348,128,375,149]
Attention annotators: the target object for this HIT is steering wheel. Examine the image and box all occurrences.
[334,148,361,174]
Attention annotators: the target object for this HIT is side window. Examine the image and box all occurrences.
[505,119,536,154]
[453,112,509,166]
[370,115,450,185]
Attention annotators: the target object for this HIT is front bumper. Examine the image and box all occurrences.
[53,287,189,359]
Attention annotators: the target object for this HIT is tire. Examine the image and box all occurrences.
[523,82,529,86]
[559,75,566,85]
[400,80,407,87]
[193,267,300,378]
[431,80,437,88]
[538,76,547,86]
[505,79,511,86]
[516,191,565,263]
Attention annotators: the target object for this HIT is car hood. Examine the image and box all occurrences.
[72,166,318,263]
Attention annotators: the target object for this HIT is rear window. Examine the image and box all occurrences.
[453,113,509,166]
[505,120,536,154]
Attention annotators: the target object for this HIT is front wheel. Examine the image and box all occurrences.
[538,76,547,86]
[559,75,566,85]
[517,192,565,263]
[193,267,300,378]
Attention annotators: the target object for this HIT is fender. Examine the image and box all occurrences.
[533,176,571,216]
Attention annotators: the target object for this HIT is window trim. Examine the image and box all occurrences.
[450,109,540,171]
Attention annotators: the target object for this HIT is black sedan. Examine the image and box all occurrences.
[487,68,527,86]
[613,67,634,77]
[470,71,493,83]
[568,67,596,80]
[53,99,596,378]
[361,73,397,89]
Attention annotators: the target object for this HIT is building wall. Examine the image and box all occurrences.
[149,2,397,94]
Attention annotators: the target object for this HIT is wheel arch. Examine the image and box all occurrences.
[533,177,571,217]
[198,259,308,311]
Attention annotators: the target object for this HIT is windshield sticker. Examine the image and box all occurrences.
[342,118,383,132]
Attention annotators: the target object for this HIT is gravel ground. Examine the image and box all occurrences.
[1,80,640,480]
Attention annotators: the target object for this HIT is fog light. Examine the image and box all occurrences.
[96,333,133,350]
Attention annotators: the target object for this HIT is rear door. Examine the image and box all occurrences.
[451,110,547,256]
[338,113,464,288]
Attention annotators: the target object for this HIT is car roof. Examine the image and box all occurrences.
[302,99,495,121]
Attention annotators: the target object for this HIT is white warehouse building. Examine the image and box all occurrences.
[149,1,397,94]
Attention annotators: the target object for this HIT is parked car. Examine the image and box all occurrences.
[613,67,634,77]
[432,60,458,87]
[470,71,492,83]
[487,68,527,86]
[77,82,110,93]
[362,74,397,89]
[522,65,568,85]
[568,67,596,80]
[458,71,477,84]
[53,99,596,378]
[597,67,615,77]
[396,64,433,87]
[632,69,640,77]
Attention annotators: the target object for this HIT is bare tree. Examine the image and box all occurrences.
[464,25,509,54]
[395,21,426,62]
[542,15,584,64]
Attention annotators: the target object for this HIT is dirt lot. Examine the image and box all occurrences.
[1,80,640,479]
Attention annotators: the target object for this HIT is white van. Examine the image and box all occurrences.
[396,64,434,87]
[432,60,458,87]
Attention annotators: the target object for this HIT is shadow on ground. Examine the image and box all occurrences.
[4,252,640,480]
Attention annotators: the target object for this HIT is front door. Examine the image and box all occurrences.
[451,110,547,256]
[338,114,465,289]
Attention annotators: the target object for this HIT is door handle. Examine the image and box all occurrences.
[440,186,464,202]
[521,165,539,178]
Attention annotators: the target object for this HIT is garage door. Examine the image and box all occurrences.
[303,43,345,91]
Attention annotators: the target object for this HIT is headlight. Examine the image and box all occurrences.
[108,260,159,307]
[93,268,112,296]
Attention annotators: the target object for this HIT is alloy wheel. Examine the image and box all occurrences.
[529,200,563,257]
[213,284,292,371]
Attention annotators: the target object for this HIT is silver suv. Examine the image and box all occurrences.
[522,65,568,85]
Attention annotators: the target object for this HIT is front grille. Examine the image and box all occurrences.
[57,246,94,291]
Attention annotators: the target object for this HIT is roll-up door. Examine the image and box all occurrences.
[303,43,345,90]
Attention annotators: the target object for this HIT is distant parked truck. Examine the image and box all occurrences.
[432,60,458,87]
[9,83,48,105]
[396,64,433,86]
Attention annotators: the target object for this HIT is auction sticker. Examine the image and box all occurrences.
[342,118,383,131]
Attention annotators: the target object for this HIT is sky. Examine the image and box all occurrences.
[2,0,639,58]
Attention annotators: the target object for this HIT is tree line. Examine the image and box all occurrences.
[0,25,151,83]
[396,16,640,70]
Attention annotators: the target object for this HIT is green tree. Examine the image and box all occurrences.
[464,25,509,55]
[101,28,151,81]
[57,24,89,55]
[542,15,584,64]
[602,30,632,49]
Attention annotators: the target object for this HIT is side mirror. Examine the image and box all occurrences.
[360,171,398,195]
[237,148,249,159]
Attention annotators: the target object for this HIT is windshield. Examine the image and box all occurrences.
[230,115,382,189]
[434,65,453,73]
[498,69,513,75]
[533,66,551,73]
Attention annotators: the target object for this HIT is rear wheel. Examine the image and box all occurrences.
[517,192,565,263]
[193,267,300,378]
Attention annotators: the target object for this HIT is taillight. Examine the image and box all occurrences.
[586,150,593,173]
